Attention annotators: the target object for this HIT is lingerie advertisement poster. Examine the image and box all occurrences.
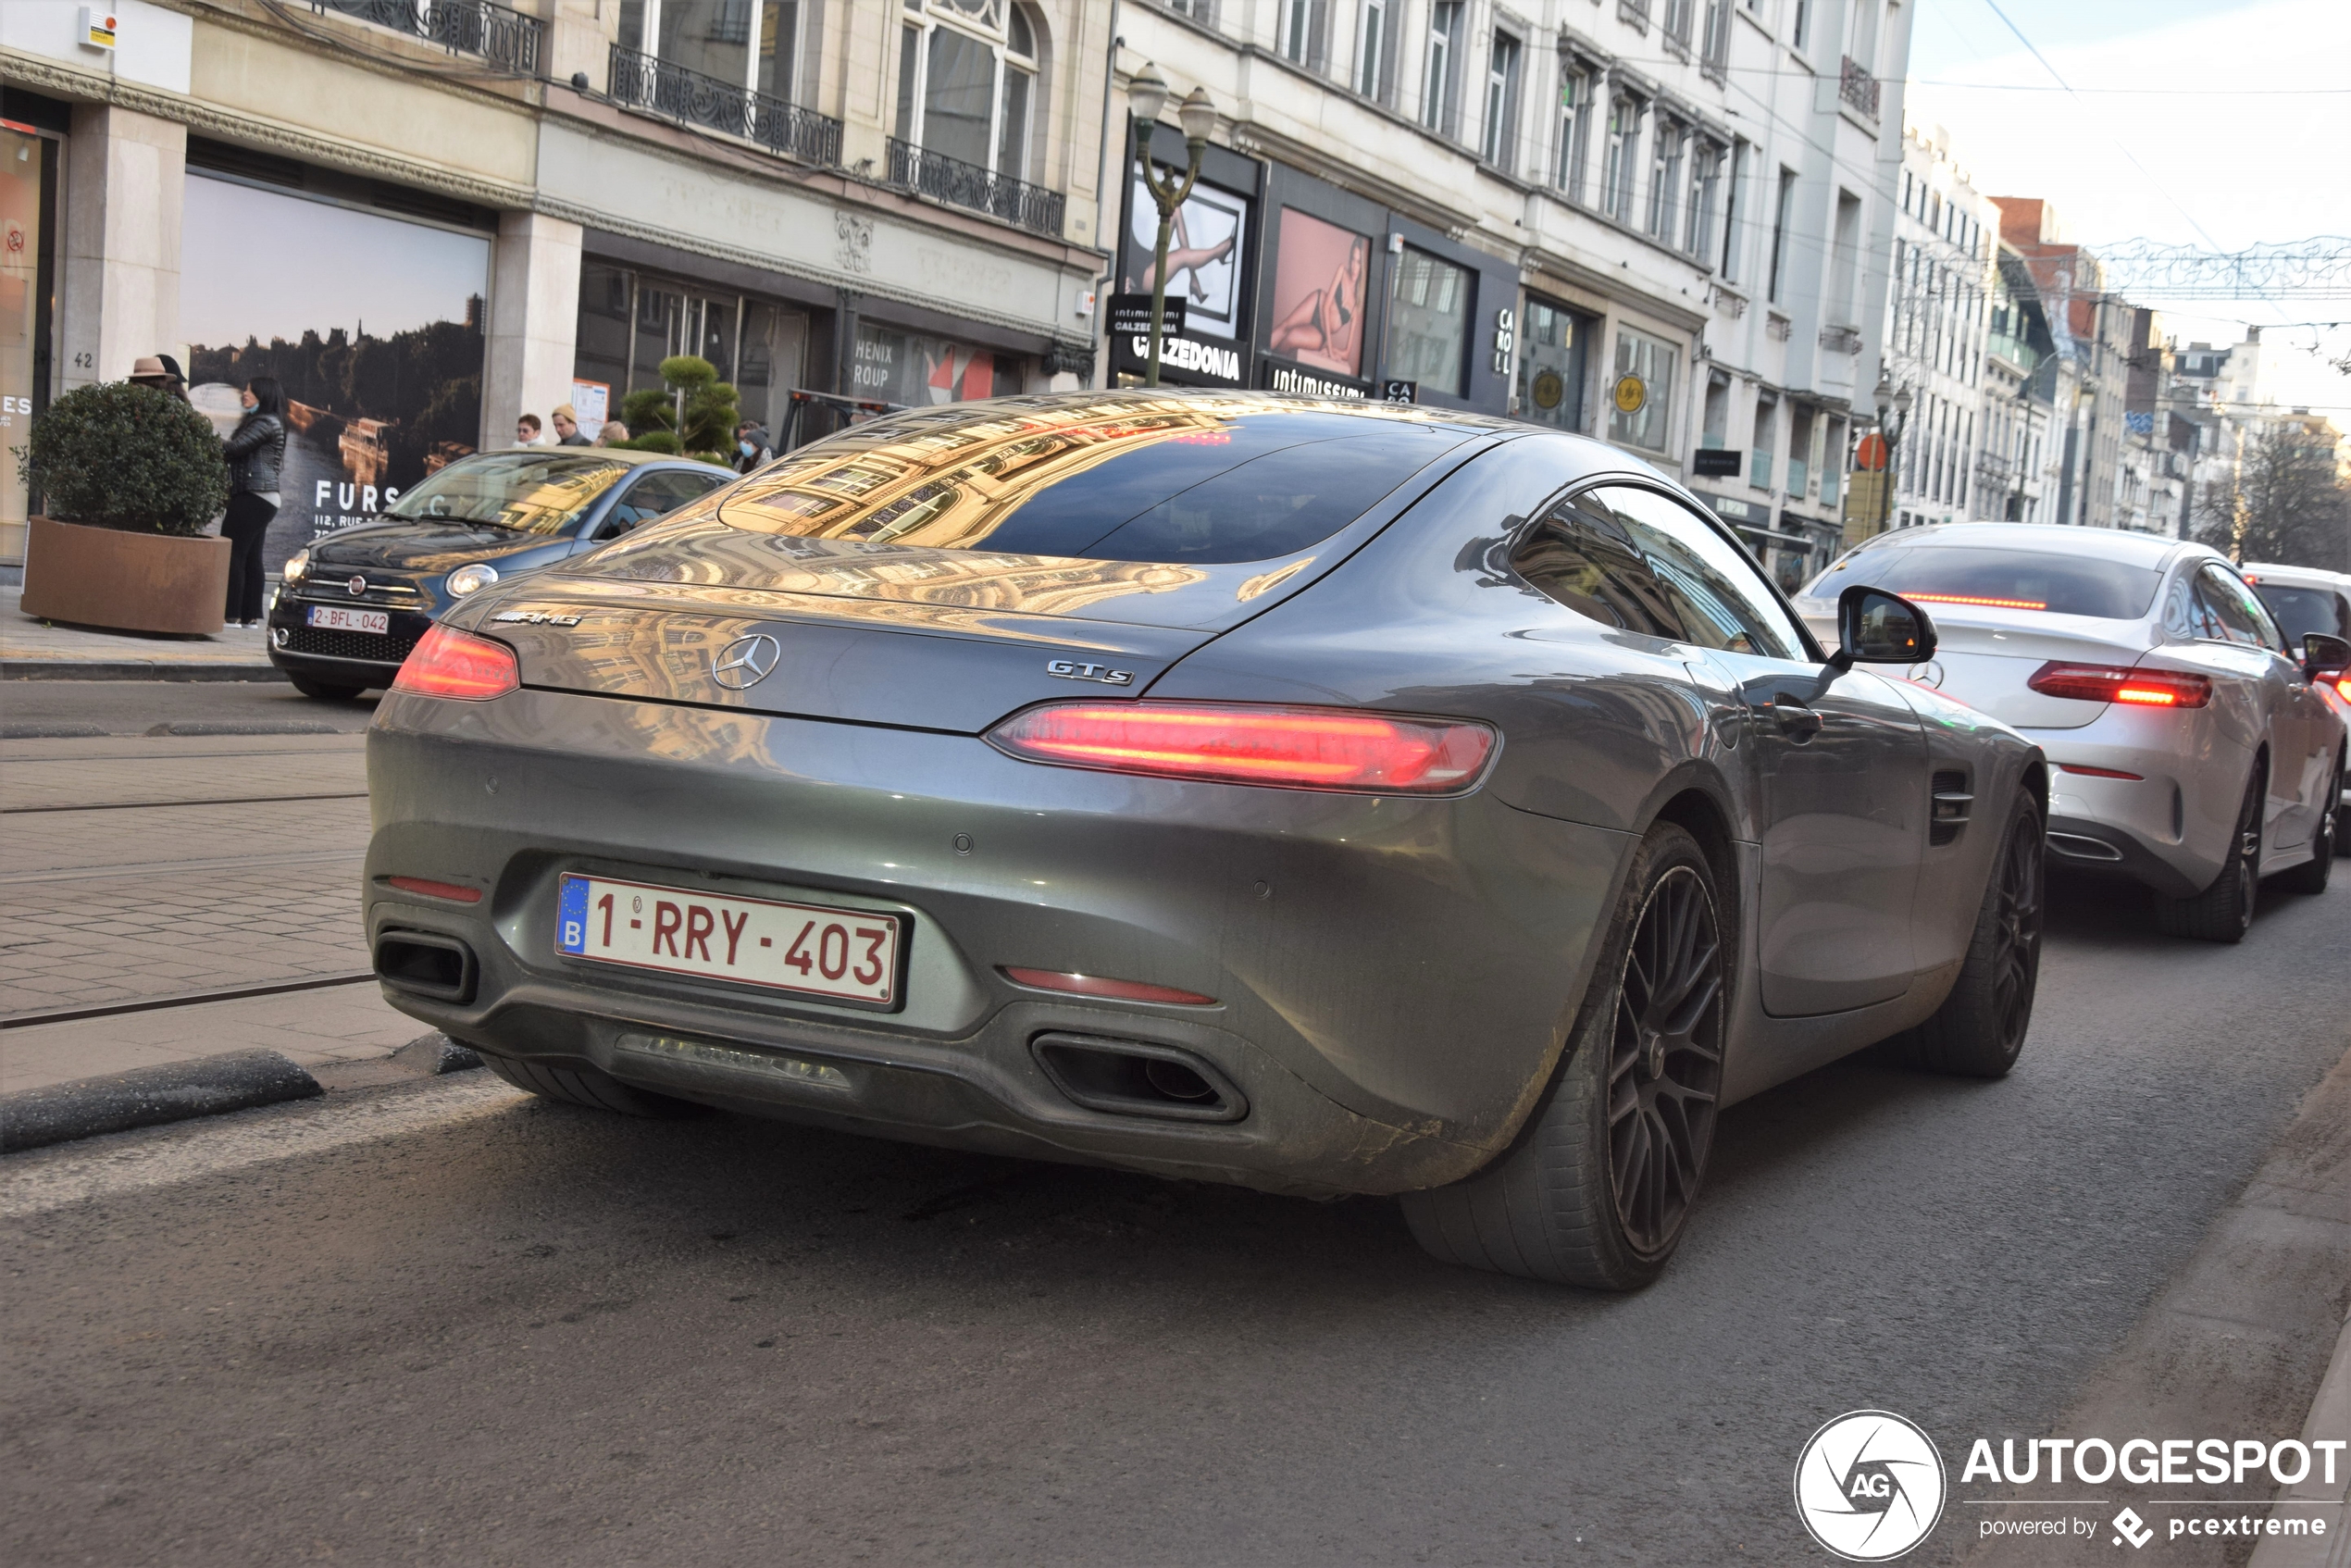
[180,172,491,574]
[1261,205,1374,398]
[1112,165,1252,386]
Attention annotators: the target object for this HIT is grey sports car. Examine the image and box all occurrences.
[365,392,2047,1288]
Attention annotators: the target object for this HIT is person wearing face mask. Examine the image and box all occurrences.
[735,420,773,473]
[219,377,287,628]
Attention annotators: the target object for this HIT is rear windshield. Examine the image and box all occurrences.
[386,453,631,535]
[2254,582,2347,643]
[1819,546,2165,620]
[718,402,1476,565]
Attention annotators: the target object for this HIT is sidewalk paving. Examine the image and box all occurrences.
[3,586,280,678]
[0,982,425,1096]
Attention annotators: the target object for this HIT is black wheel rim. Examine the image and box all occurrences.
[1991,817,2043,1052]
[1607,865,1726,1259]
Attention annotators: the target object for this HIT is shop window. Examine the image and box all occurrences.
[575,262,807,440]
[894,0,1040,181]
[1268,208,1372,378]
[0,121,51,564]
[1387,246,1472,399]
[1516,298,1591,433]
[1607,328,1674,454]
[852,322,1023,406]
[619,0,799,101]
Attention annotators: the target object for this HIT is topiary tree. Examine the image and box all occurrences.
[23,382,230,535]
[616,355,738,465]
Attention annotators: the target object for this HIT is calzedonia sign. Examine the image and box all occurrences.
[1112,329,1242,386]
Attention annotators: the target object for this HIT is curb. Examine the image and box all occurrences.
[0,1049,323,1153]
[390,1032,484,1076]
[2,659,286,682]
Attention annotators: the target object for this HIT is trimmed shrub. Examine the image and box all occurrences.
[25,382,230,536]
[616,355,739,466]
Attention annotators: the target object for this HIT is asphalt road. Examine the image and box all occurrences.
[0,678,378,736]
[5,840,2347,1563]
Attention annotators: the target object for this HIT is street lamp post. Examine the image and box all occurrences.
[1872,378,1913,537]
[1127,64,1217,388]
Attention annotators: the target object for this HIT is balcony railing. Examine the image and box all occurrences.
[314,1,541,75]
[1839,56,1882,119]
[887,139,1066,239]
[608,44,843,168]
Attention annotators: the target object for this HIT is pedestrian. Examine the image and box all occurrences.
[219,376,286,629]
[551,404,591,446]
[593,418,630,447]
[516,413,542,445]
[735,419,773,473]
[128,355,189,402]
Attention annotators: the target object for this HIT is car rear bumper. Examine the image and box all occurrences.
[363,689,1632,1196]
[2024,703,2252,898]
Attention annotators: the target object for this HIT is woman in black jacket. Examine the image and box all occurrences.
[219,377,287,628]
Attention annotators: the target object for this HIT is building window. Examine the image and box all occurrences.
[1828,188,1861,323]
[1608,327,1675,453]
[1767,165,1796,304]
[1481,31,1522,170]
[1553,62,1587,202]
[1277,0,1326,68]
[1792,0,1810,49]
[1751,393,1776,490]
[893,0,1039,180]
[1423,1,1463,134]
[1721,141,1745,280]
[1699,0,1729,73]
[1162,0,1217,22]
[1700,368,1729,449]
[1685,140,1723,260]
[1388,245,1473,398]
[1647,117,1685,242]
[1353,0,1392,98]
[1602,96,1640,224]
[619,0,802,102]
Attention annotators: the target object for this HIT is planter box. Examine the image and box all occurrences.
[19,515,230,635]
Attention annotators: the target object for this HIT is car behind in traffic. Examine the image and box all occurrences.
[268,449,732,699]
[2245,560,2351,849]
[1797,525,2346,940]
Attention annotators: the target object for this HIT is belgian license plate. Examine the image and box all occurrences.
[307,604,389,634]
[555,874,903,1007]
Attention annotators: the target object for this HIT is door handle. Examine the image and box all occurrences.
[1771,695,1823,740]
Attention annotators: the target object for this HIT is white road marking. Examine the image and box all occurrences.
[0,1076,530,1219]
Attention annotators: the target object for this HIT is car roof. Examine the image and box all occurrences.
[1854,521,2203,570]
[2241,560,2351,588]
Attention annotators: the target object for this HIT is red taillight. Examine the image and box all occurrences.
[2054,763,2146,781]
[385,876,484,903]
[392,625,520,701]
[2027,661,2212,710]
[988,702,1496,794]
[2333,672,2351,702]
[1001,967,1216,1005]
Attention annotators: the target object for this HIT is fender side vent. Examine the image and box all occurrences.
[1930,769,1972,846]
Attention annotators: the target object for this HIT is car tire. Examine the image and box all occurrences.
[288,674,367,701]
[1883,789,2044,1078]
[2156,766,2264,943]
[1399,822,1726,1291]
[479,1052,707,1117]
[2282,758,2340,894]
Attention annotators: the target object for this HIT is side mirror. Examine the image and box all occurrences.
[2303,631,2351,680]
[1833,585,1938,672]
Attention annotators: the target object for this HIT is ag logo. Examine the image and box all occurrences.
[1793,1410,1947,1562]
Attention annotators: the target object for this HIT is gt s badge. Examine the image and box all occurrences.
[1046,659,1134,686]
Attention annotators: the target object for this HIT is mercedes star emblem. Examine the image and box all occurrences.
[710,632,782,691]
[1909,660,1946,690]
[346,576,367,597]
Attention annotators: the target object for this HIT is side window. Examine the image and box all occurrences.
[1591,485,1808,660]
[2161,572,2211,640]
[603,470,725,535]
[2197,565,2284,651]
[1509,491,1685,639]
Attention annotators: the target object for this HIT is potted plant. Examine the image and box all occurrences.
[615,355,740,466]
[19,381,232,634]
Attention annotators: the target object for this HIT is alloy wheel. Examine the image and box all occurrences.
[1990,818,2044,1052]
[1606,865,1726,1258]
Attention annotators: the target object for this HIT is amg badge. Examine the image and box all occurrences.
[1046,659,1134,686]
[491,610,585,627]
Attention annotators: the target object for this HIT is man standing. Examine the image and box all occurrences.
[552,404,591,446]
[516,413,542,445]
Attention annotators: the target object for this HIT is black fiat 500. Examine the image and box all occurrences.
[268,449,732,699]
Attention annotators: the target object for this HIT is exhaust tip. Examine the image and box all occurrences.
[374,929,479,1003]
[1031,1033,1247,1123]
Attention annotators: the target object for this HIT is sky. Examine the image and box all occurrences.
[1903,0,2351,417]
[179,173,491,353]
